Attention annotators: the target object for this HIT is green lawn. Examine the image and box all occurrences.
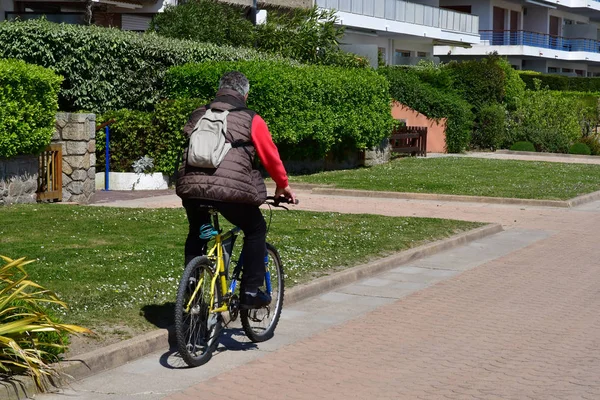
[0,204,480,336]
[292,157,600,200]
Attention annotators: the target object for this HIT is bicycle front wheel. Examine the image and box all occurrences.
[241,243,284,342]
[174,256,222,367]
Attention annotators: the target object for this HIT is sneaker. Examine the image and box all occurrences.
[240,289,271,309]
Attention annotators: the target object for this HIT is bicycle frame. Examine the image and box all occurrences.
[184,208,275,316]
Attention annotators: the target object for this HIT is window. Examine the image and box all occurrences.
[395,50,411,58]
[417,51,427,57]
[548,67,559,73]
[562,68,573,73]
[575,69,585,77]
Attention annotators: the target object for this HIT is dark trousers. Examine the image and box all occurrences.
[183,199,267,292]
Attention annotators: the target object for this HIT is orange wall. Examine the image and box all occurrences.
[391,101,447,153]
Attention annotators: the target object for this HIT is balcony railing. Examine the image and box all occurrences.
[316,0,479,35]
[480,30,600,53]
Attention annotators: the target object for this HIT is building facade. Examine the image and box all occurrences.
[433,0,600,76]
[314,0,480,67]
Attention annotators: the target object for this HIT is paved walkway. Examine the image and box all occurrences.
[39,152,600,400]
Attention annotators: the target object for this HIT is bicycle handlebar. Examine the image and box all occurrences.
[266,196,299,207]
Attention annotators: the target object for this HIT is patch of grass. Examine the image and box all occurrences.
[292,157,600,200]
[0,204,480,334]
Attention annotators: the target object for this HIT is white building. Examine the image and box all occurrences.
[434,0,600,76]
[314,0,481,66]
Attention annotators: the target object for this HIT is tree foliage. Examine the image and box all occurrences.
[0,59,62,158]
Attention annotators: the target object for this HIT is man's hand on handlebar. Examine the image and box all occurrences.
[275,185,296,204]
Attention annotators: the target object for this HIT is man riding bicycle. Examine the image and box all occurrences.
[176,71,295,310]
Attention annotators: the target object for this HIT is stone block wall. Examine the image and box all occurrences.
[0,155,38,205]
[363,138,391,167]
[53,113,96,203]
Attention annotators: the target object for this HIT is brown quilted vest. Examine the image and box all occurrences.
[176,89,267,205]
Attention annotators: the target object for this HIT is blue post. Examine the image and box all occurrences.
[105,125,110,191]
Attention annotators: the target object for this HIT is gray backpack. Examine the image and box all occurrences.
[187,108,231,169]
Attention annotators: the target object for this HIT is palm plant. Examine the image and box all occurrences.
[0,255,91,390]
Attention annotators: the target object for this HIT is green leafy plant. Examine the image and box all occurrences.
[149,0,253,47]
[520,71,600,92]
[0,255,91,390]
[0,19,282,113]
[569,142,592,155]
[446,55,506,111]
[379,66,473,153]
[472,103,507,150]
[0,59,62,159]
[510,141,536,152]
[253,6,368,68]
[149,2,367,69]
[507,83,582,153]
[578,135,600,155]
[97,98,206,174]
[166,61,392,160]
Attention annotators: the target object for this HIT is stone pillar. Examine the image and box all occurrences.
[53,113,96,204]
[0,155,38,205]
[363,138,391,167]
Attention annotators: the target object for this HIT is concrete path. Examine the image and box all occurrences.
[36,181,600,399]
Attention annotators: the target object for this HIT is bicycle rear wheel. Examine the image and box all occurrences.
[241,243,284,342]
[175,256,222,367]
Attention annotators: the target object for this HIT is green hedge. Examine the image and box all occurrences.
[0,59,62,159]
[378,67,473,153]
[97,98,206,174]
[165,61,393,160]
[446,57,506,111]
[0,19,282,113]
[506,89,583,153]
[519,71,600,92]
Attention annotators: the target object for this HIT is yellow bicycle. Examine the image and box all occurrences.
[174,196,294,367]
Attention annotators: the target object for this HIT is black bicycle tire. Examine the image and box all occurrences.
[240,243,284,342]
[174,256,222,367]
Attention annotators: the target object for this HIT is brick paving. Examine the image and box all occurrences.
[85,152,600,400]
[160,195,600,399]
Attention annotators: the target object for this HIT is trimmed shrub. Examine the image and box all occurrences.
[0,59,62,159]
[496,58,526,111]
[166,61,393,160]
[519,71,600,93]
[97,98,206,174]
[0,19,283,113]
[446,56,506,111]
[473,103,507,150]
[579,135,600,155]
[378,67,473,153]
[510,141,535,152]
[507,88,582,153]
[569,142,592,155]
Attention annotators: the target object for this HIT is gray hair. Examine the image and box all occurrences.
[219,71,250,97]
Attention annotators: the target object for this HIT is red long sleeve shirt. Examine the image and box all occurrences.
[251,115,289,188]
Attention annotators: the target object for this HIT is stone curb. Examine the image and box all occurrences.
[311,187,571,208]
[495,149,600,161]
[284,222,503,305]
[567,189,600,207]
[2,223,502,399]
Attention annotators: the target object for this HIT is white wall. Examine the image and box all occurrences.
[524,7,548,33]
[522,59,546,72]
[439,0,491,29]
